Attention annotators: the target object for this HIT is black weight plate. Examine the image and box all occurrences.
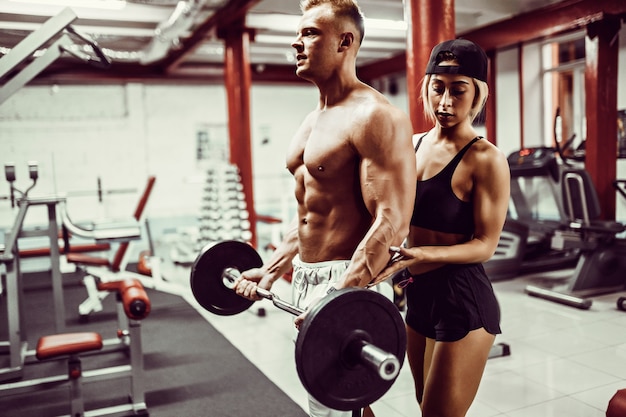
[190,240,262,316]
[295,288,406,411]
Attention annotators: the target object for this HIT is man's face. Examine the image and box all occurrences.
[292,5,341,81]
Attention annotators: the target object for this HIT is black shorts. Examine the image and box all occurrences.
[404,263,501,342]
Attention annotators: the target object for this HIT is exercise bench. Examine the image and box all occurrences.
[61,176,155,319]
[0,278,151,416]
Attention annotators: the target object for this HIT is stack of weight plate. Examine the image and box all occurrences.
[197,163,252,251]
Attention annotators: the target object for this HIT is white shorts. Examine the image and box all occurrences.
[291,256,353,417]
[291,255,351,311]
[291,255,394,312]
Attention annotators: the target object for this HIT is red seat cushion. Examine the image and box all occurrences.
[36,332,103,360]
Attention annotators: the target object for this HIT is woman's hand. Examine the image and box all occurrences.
[370,246,419,286]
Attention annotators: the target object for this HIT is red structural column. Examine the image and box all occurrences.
[222,21,257,246]
[584,17,620,221]
[517,45,524,149]
[405,0,455,134]
[485,49,496,145]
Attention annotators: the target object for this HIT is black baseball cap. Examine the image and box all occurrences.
[425,39,488,82]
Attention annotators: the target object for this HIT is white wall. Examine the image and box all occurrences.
[495,47,522,158]
[521,42,545,149]
[0,82,317,234]
[250,84,317,220]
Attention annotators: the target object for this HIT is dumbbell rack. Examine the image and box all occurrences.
[197,163,252,252]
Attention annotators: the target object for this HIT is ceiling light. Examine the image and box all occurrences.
[9,0,127,10]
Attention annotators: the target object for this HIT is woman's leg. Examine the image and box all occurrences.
[406,325,430,405]
[421,328,495,417]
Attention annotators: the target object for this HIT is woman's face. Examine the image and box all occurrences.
[427,66,476,128]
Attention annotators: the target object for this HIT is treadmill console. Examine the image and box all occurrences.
[507,147,559,181]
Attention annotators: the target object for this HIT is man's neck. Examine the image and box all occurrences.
[317,76,361,111]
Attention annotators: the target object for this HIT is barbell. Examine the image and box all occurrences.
[190,240,406,411]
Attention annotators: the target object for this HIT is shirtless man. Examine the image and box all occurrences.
[233,1,416,416]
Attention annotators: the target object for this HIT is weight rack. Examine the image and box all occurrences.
[197,163,252,251]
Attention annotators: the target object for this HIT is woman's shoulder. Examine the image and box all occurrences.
[470,138,510,173]
[474,136,505,156]
[412,132,429,147]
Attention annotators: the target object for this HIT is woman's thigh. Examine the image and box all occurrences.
[422,328,495,417]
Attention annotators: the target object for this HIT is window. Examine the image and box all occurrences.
[541,33,586,160]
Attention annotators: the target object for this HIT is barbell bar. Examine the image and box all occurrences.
[190,240,406,411]
[221,266,400,381]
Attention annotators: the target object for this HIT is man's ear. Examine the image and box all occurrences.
[338,32,354,51]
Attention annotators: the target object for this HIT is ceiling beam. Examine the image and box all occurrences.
[358,53,406,82]
[28,58,311,86]
[459,0,626,51]
[356,0,626,83]
[157,0,262,73]
[250,63,306,84]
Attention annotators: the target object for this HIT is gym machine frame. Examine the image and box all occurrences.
[63,176,189,320]
[0,7,111,105]
[0,163,68,381]
[525,169,626,309]
[0,278,151,417]
[1,10,112,373]
[614,179,626,312]
[0,163,144,386]
[1,167,149,415]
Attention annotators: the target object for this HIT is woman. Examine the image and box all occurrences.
[375,39,510,417]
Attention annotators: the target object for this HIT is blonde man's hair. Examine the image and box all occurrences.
[300,0,365,44]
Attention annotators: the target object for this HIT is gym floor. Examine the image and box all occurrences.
[159,250,626,417]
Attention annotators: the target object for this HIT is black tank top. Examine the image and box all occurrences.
[410,136,482,235]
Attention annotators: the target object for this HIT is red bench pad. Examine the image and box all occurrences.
[66,252,111,267]
[98,278,151,320]
[36,332,103,360]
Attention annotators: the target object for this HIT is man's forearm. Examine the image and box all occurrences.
[262,216,299,282]
[338,217,403,288]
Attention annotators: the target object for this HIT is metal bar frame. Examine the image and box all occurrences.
[0,7,76,79]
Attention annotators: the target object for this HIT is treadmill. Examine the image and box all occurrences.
[485,147,579,280]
